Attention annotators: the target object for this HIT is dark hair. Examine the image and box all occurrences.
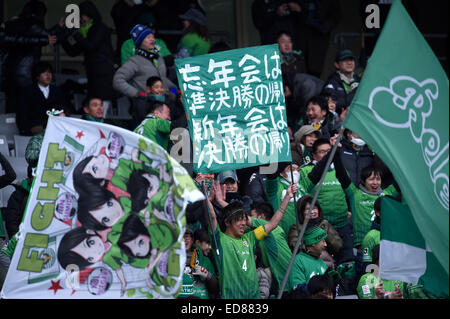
[252,202,275,220]
[220,201,246,231]
[307,95,329,113]
[146,76,162,88]
[82,97,102,109]
[118,214,152,259]
[126,169,156,212]
[148,101,167,114]
[312,138,331,154]
[360,165,382,184]
[193,228,210,243]
[32,61,53,80]
[77,187,117,231]
[73,157,116,230]
[20,0,47,19]
[57,227,98,270]
[296,194,324,224]
[72,156,105,195]
[185,20,210,40]
[372,244,380,263]
[308,274,335,298]
[276,30,292,42]
[374,196,382,212]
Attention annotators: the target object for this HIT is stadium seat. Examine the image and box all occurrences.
[0,113,19,147]
[0,135,10,156]
[14,135,32,158]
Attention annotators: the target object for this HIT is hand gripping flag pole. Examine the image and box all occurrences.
[277,129,344,298]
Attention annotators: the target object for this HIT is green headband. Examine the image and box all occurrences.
[303,226,327,246]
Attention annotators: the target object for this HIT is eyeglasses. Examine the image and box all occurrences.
[316,149,331,155]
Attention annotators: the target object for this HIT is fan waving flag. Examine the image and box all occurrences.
[343,0,449,276]
[379,197,448,298]
[1,116,203,299]
[175,44,292,173]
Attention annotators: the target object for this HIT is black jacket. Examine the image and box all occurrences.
[3,17,50,88]
[2,180,30,239]
[61,1,115,100]
[322,71,361,114]
[338,138,374,186]
[251,0,304,46]
[17,83,67,135]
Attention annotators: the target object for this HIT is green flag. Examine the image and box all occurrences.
[175,44,291,173]
[380,197,448,298]
[343,0,449,275]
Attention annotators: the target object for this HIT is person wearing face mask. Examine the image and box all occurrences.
[338,129,374,186]
[266,162,306,238]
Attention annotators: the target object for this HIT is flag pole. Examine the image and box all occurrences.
[290,163,301,235]
[277,129,344,298]
[201,182,220,256]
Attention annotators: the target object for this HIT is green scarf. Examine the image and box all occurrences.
[79,20,93,38]
[84,114,104,123]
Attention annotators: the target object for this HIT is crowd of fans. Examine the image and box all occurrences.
[0,0,443,299]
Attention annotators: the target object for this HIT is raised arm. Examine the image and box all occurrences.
[264,183,297,234]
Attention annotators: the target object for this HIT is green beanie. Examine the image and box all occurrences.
[303,226,327,246]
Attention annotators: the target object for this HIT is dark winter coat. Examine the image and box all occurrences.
[61,1,115,101]
[2,17,49,89]
[17,83,67,135]
[338,138,374,186]
[322,71,361,114]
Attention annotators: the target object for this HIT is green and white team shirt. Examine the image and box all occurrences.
[251,218,292,293]
[361,229,380,263]
[214,225,268,299]
[344,184,396,247]
[300,164,349,229]
[357,273,404,299]
[287,252,327,292]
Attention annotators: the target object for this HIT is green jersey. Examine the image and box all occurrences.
[265,177,305,237]
[300,164,348,228]
[178,32,211,57]
[357,273,404,299]
[287,252,327,292]
[215,225,268,299]
[361,229,380,263]
[252,218,292,292]
[134,115,171,151]
[179,244,216,299]
[344,183,396,246]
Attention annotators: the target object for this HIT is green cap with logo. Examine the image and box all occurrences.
[303,226,327,246]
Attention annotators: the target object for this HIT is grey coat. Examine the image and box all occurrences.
[113,54,176,98]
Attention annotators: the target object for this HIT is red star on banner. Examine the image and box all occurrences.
[76,131,84,139]
[48,280,63,294]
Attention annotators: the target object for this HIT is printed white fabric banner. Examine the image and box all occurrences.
[1,116,203,299]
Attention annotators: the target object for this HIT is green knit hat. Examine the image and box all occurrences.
[303,226,327,246]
